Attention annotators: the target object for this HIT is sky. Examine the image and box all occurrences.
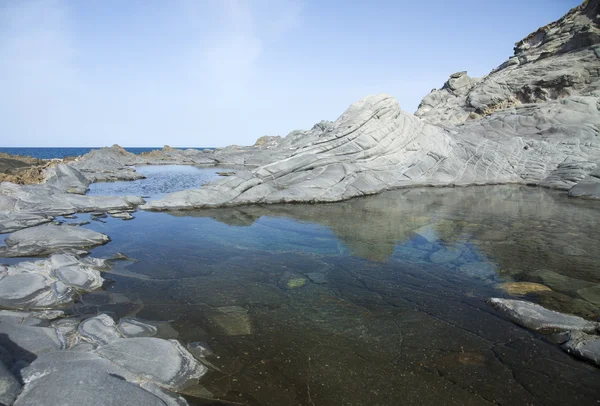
[0,0,582,147]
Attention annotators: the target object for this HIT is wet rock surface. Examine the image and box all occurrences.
[562,331,600,366]
[488,298,600,333]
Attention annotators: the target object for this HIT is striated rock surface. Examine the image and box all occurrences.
[415,0,600,125]
[0,254,108,308]
[0,310,207,406]
[142,1,600,210]
[0,225,110,257]
[0,164,143,233]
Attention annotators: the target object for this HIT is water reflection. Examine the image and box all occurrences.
[76,185,600,405]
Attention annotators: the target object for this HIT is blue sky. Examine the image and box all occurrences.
[0,0,582,147]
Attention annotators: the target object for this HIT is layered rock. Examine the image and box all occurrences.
[0,311,207,406]
[141,1,600,210]
[0,224,110,257]
[0,163,143,233]
[0,254,108,308]
[415,0,600,125]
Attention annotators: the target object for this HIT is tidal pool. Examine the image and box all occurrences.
[61,185,600,405]
[87,165,229,199]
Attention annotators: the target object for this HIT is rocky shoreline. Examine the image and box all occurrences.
[1,1,600,405]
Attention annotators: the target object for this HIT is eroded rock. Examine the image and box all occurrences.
[0,224,110,257]
[488,298,600,333]
[562,331,600,366]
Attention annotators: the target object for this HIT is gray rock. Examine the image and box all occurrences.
[458,262,498,281]
[0,212,53,234]
[0,310,63,327]
[207,306,252,336]
[0,224,110,257]
[0,255,107,309]
[96,337,207,391]
[0,322,62,359]
[15,351,185,406]
[0,361,21,406]
[44,164,90,195]
[109,211,134,220]
[562,331,600,366]
[117,318,158,338]
[488,298,600,333]
[578,285,600,306]
[124,195,146,206]
[54,265,104,290]
[78,314,122,345]
[0,273,61,309]
[569,175,600,199]
[306,272,327,284]
[137,1,600,211]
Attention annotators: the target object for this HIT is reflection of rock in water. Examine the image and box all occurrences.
[167,185,600,316]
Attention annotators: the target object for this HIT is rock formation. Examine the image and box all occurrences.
[143,1,600,210]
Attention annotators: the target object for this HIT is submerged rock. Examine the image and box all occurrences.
[278,271,308,289]
[109,211,134,220]
[488,298,600,333]
[306,272,327,284]
[208,306,252,336]
[497,282,553,296]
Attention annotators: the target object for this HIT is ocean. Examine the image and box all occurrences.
[0,147,213,160]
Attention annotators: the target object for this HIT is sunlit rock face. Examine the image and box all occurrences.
[415,0,600,125]
[142,1,600,210]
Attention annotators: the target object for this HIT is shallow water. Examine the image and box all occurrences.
[43,185,600,404]
[87,165,227,199]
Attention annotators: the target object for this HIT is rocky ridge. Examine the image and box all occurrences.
[143,0,600,210]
